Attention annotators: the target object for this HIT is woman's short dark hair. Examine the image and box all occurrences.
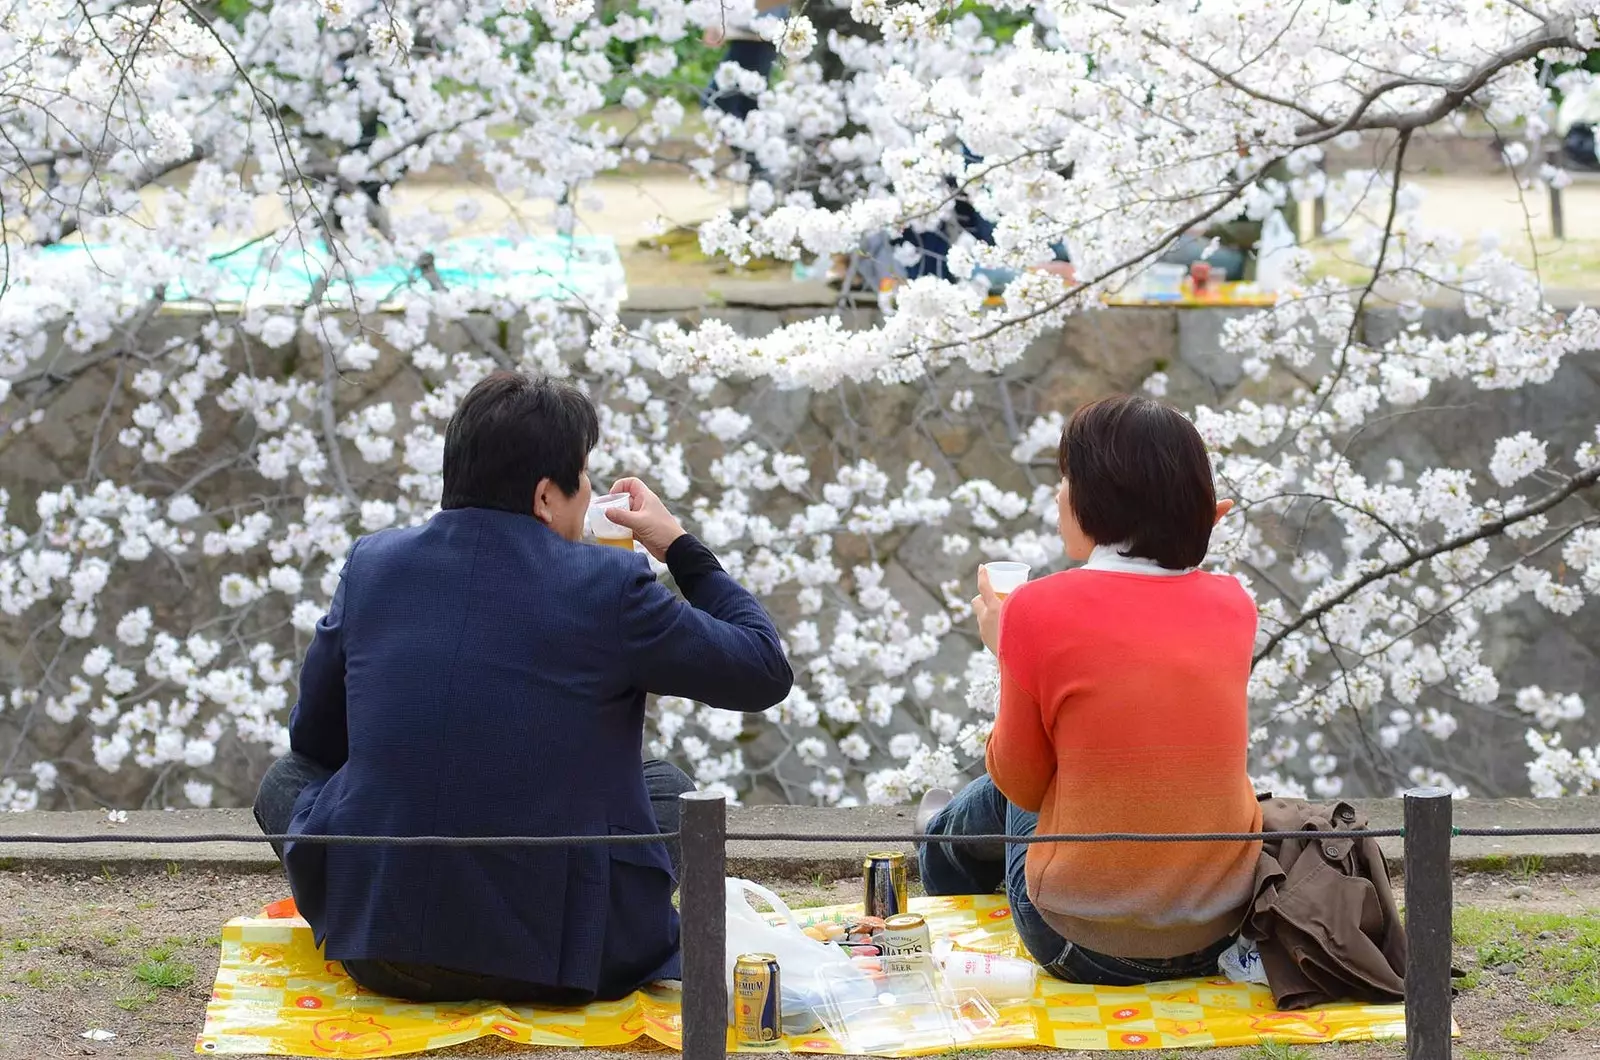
[1057,394,1217,570]
[441,372,599,513]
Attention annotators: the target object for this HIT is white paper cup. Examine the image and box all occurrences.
[586,493,633,549]
[939,952,1037,1002]
[982,562,1031,598]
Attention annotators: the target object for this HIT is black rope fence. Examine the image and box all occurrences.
[6,825,1598,847]
[5,790,1596,1060]
[0,831,681,847]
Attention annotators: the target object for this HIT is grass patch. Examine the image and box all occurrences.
[636,224,789,277]
[115,987,159,1011]
[1239,1044,1317,1060]
[17,968,65,989]
[1511,855,1544,881]
[1456,906,1600,1051]
[1500,1015,1548,1045]
[132,943,195,990]
[1306,236,1600,291]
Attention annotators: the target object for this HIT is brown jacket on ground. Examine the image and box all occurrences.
[1241,798,1406,1009]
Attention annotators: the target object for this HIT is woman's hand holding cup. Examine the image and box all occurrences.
[974,562,1030,654]
[973,566,1002,654]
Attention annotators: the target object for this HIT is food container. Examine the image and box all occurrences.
[813,960,1001,1053]
[1140,263,1188,300]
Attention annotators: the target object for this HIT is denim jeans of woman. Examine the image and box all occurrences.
[253,752,696,1003]
[918,776,1232,987]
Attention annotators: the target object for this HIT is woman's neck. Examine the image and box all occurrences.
[1081,542,1194,577]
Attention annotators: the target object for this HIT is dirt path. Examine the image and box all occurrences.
[1,868,1596,1060]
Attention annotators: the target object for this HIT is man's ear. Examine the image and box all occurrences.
[532,478,557,526]
[1214,499,1235,525]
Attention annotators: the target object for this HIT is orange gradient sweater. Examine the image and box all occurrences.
[989,566,1262,959]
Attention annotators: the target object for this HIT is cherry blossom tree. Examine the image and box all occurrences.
[2,0,1598,813]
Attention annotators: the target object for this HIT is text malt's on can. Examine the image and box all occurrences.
[733,953,782,1044]
[863,851,909,919]
[881,912,931,973]
[882,913,931,955]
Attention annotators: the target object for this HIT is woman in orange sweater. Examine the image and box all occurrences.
[918,394,1263,985]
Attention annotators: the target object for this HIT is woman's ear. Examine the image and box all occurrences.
[1214,499,1235,525]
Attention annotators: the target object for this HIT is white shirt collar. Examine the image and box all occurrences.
[1081,542,1194,577]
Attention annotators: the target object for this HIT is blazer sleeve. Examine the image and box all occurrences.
[288,542,356,771]
[621,534,793,713]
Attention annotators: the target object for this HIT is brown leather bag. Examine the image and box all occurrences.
[1240,798,1407,1009]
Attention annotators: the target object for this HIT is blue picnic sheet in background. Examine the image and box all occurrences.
[30,235,625,309]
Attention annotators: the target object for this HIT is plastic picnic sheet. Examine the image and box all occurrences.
[1101,281,1280,306]
[28,235,625,310]
[198,894,1423,1056]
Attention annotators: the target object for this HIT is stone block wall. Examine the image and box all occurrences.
[2,295,1596,806]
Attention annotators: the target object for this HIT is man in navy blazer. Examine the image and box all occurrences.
[253,372,793,1004]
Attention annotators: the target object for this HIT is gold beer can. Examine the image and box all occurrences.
[733,953,782,1044]
[863,850,908,919]
[882,913,932,973]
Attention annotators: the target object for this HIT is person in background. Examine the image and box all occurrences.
[1161,159,1299,281]
[1558,79,1600,170]
[254,372,793,1005]
[917,394,1261,985]
[702,0,789,182]
[838,149,1076,293]
[884,198,1075,293]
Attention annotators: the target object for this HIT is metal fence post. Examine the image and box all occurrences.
[1404,787,1453,1060]
[1547,149,1566,240]
[680,791,727,1060]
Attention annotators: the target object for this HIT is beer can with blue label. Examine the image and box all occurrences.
[863,850,908,919]
[733,953,782,1044]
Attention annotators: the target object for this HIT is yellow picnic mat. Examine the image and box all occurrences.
[198,894,1419,1056]
[1100,281,1280,307]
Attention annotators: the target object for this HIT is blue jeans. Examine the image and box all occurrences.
[919,776,1231,986]
[253,751,696,1003]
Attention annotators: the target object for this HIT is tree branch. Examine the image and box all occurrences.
[1253,462,1600,665]
[1294,28,1568,142]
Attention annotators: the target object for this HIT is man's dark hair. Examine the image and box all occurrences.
[1057,394,1217,570]
[441,372,599,513]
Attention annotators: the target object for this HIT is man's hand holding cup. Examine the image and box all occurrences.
[604,478,686,562]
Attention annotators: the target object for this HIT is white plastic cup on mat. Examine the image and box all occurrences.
[981,562,1031,599]
[939,952,1037,1002]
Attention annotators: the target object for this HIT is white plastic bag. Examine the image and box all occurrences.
[1254,210,1297,292]
[1219,936,1269,985]
[724,878,865,1030]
